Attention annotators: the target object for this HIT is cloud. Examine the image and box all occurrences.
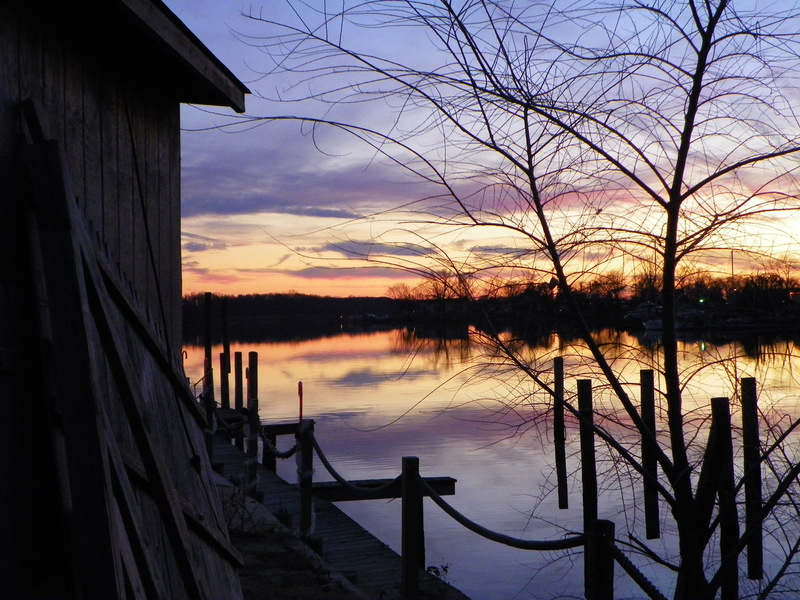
[233,264,419,280]
[321,240,435,259]
[179,118,441,220]
[182,231,229,253]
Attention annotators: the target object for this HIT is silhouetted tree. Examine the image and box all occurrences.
[244,2,800,598]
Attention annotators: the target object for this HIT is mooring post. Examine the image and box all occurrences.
[203,292,214,406]
[578,379,598,527]
[246,352,259,498]
[554,357,568,509]
[297,419,315,538]
[401,456,422,600]
[202,292,215,459]
[220,352,230,412]
[221,298,231,409]
[712,397,739,600]
[234,351,244,451]
[585,519,615,600]
[202,356,215,461]
[741,377,763,579]
[640,369,660,539]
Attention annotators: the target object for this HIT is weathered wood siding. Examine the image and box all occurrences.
[1,3,246,597]
[1,3,182,353]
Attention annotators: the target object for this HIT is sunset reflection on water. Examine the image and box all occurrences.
[183,327,800,599]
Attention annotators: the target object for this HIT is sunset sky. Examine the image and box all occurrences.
[167,0,438,297]
[164,1,799,299]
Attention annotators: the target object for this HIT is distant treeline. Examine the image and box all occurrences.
[184,279,800,345]
[182,292,402,344]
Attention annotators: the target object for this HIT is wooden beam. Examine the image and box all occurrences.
[312,477,456,503]
[261,422,301,436]
[118,0,248,111]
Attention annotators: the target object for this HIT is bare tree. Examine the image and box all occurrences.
[241,1,800,598]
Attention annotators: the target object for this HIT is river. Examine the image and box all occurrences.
[183,327,800,599]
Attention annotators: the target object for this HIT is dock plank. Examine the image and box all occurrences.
[211,435,469,599]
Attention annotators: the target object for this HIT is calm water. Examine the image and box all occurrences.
[184,327,800,599]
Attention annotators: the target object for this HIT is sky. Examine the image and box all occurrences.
[164,1,800,299]
[167,0,437,298]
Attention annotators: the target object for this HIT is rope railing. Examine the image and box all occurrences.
[198,346,683,600]
[256,418,297,459]
[260,428,297,459]
[418,477,586,551]
[312,433,402,499]
[610,543,668,600]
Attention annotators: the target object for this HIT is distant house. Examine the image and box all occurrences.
[0,1,248,597]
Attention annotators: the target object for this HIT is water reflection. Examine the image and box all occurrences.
[183,327,800,599]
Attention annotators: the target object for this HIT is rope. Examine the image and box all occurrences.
[311,435,402,499]
[260,430,297,459]
[419,478,585,551]
[609,543,668,600]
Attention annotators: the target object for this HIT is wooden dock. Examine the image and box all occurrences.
[211,435,470,600]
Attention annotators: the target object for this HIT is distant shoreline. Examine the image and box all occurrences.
[183,292,800,346]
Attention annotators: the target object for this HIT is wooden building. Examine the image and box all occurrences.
[0,1,248,597]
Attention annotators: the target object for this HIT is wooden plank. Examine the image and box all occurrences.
[63,45,84,211]
[116,83,135,280]
[104,417,170,600]
[25,139,120,597]
[81,57,104,237]
[99,76,120,261]
[144,93,160,324]
[84,223,207,600]
[262,422,301,436]
[167,101,182,351]
[16,5,43,109]
[128,88,149,307]
[36,131,239,599]
[211,435,470,600]
[90,227,207,427]
[312,477,456,502]
[117,0,247,111]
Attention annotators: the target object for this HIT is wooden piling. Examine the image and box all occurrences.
[202,292,214,405]
[202,356,215,461]
[219,352,230,411]
[233,351,244,451]
[578,379,597,527]
[298,419,315,538]
[585,519,615,600]
[741,377,763,579]
[219,297,231,410]
[712,397,739,600]
[401,456,423,600]
[246,352,259,497]
[640,369,660,539]
[554,357,568,509]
